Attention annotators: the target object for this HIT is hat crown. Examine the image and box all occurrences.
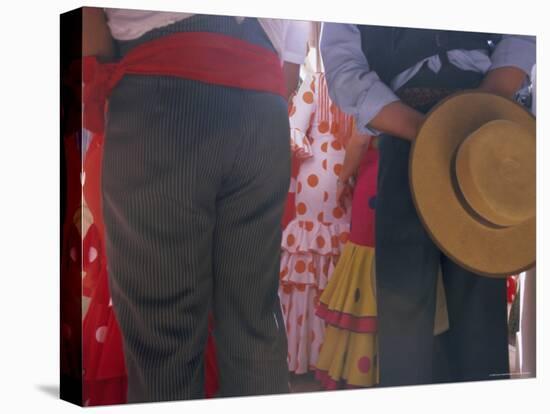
[454,119,536,227]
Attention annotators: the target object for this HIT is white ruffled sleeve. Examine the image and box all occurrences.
[288,72,317,159]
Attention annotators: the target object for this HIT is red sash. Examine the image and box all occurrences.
[83,32,285,134]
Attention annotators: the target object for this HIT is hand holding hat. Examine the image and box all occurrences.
[410,91,535,277]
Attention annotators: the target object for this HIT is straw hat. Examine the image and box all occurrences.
[410,91,535,277]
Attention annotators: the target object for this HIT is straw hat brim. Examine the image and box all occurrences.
[410,91,536,277]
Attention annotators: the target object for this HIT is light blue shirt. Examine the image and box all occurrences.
[320,23,536,135]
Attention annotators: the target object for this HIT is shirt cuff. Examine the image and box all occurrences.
[355,81,400,136]
[489,36,536,77]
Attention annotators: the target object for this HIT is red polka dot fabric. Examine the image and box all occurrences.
[280,72,352,374]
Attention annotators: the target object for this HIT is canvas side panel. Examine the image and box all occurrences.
[60,7,84,407]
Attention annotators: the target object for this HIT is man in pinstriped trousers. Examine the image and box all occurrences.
[99,14,294,402]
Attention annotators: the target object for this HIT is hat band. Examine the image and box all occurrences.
[450,153,508,229]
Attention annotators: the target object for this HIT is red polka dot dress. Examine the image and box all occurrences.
[280,72,353,374]
[61,132,87,390]
[81,131,128,406]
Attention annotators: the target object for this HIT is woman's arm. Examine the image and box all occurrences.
[336,131,371,208]
[288,72,317,159]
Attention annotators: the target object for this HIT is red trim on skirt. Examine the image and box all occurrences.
[316,302,377,333]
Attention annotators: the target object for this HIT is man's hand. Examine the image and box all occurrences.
[478,67,527,100]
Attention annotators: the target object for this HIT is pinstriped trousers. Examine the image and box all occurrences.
[101,17,290,402]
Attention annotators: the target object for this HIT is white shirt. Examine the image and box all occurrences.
[104,9,309,65]
[281,20,311,64]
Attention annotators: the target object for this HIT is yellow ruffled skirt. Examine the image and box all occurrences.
[315,241,449,389]
[315,241,379,388]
